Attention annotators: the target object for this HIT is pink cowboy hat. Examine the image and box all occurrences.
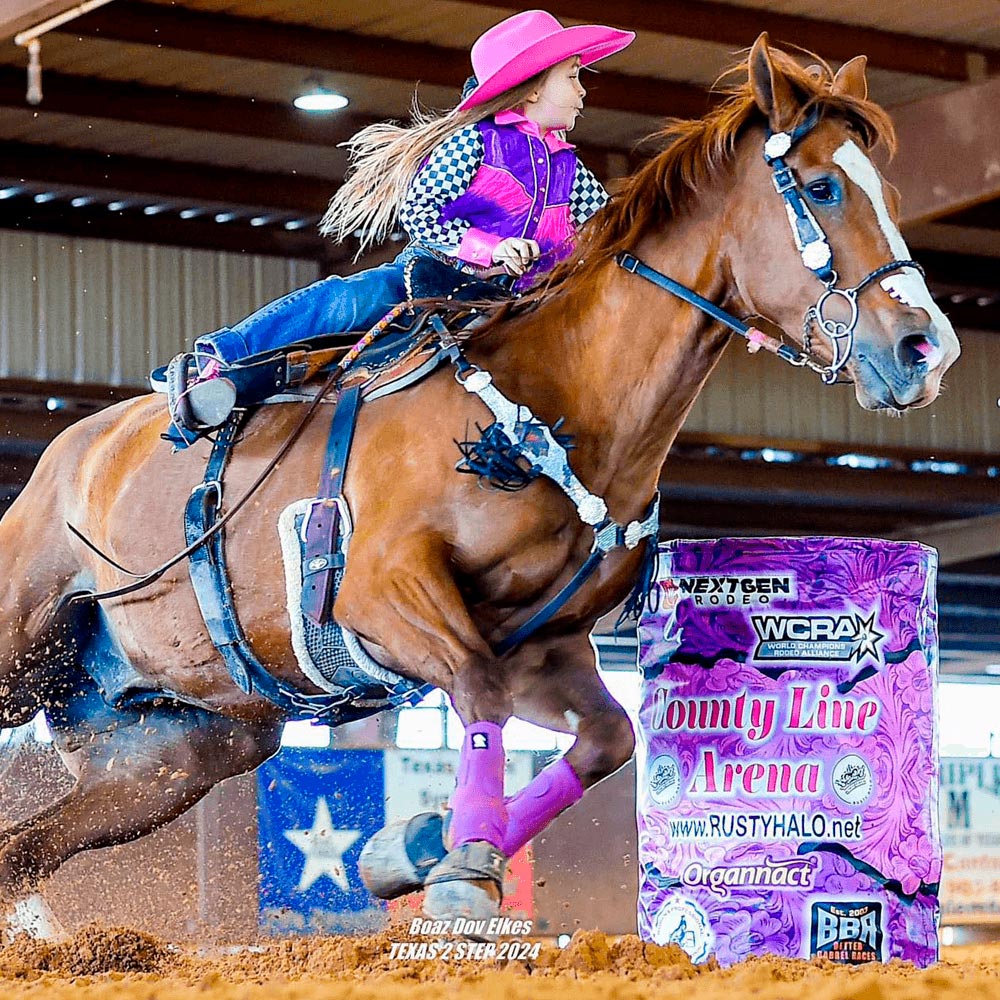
[456,9,634,112]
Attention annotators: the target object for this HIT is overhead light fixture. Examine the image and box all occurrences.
[33,191,57,203]
[70,196,92,208]
[179,208,201,220]
[107,200,127,211]
[0,187,20,199]
[249,216,269,227]
[143,204,168,215]
[214,211,236,223]
[284,219,310,230]
[293,78,349,113]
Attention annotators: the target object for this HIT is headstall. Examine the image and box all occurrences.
[619,107,924,384]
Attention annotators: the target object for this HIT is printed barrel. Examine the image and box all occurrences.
[635,537,941,968]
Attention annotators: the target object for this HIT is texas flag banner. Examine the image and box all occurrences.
[256,745,536,933]
[257,748,386,934]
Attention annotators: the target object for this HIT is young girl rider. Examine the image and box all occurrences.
[170,9,634,432]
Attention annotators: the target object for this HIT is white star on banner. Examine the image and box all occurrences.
[283,796,361,892]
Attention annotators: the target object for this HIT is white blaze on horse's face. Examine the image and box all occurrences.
[830,140,958,372]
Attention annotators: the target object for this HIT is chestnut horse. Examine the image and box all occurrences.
[0,36,959,935]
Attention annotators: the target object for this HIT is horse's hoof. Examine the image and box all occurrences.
[422,841,506,922]
[358,812,446,900]
[3,893,69,942]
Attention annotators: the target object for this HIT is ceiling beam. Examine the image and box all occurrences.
[0,68,626,180]
[891,513,1000,566]
[0,196,326,258]
[659,455,1000,520]
[0,140,333,213]
[0,66,376,149]
[453,0,999,81]
[58,1,711,120]
[0,0,84,43]
[893,75,1000,226]
[660,501,928,538]
[905,222,1000,260]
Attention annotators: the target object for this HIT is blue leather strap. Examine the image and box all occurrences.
[494,501,659,656]
[494,549,605,656]
[615,252,806,367]
[183,410,408,722]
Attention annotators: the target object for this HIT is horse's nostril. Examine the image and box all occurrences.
[896,332,937,368]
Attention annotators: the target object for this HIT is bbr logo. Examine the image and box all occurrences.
[810,901,882,963]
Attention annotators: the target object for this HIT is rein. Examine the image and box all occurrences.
[614,252,832,377]
[617,110,923,384]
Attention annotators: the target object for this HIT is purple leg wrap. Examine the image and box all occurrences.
[447,721,507,850]
[501,757,584,856]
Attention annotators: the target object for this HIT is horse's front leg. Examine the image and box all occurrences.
[501,633,635,852]
[336,534,513,922]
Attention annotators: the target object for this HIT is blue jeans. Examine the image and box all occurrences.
[195,247,428,364]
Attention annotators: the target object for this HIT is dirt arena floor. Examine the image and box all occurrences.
[1,924,999,1000]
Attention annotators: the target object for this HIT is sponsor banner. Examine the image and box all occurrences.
[383,748,536,918]
[258,748,386,934]
[940,757,1000,917]
[636,537,940,968]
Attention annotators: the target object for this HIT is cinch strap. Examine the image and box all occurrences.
[300,384,362,626]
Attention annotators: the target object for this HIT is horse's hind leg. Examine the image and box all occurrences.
[0,471,86,731]
[0,701,281,937]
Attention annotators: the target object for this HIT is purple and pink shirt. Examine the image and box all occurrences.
[398,110,608,281]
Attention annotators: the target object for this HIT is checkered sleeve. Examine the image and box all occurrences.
[570,159,609,227]
[398,124,484,255]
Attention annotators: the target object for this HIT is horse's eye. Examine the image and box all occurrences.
[805,178,840,204]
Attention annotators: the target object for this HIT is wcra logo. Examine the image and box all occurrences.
[751,605,885,665]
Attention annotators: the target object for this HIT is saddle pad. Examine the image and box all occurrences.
[277,497,429,709]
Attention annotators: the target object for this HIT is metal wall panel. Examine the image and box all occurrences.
[684,331,999,454]
[0,227,994,454]
[0,229,319,387]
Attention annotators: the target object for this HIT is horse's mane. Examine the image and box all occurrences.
[492,48,896,318]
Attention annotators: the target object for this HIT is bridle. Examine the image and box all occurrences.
[618,107,925,385]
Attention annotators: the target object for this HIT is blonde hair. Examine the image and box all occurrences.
[320,72,548,255]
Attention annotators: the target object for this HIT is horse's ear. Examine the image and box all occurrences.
[832,55,869,100]
[748,32,799,131]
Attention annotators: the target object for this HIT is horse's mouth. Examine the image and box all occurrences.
[852,356,906,413]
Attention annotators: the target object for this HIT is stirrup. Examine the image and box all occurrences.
[165,352,237,433]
